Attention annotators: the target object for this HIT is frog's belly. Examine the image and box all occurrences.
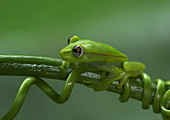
[81,61,123,68]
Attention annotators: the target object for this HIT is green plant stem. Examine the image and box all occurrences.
[0,55,167,105]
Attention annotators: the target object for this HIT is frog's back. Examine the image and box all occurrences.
[81,40,129,63]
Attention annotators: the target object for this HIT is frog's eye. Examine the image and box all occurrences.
[68,36,73,44]
[68,35,80,44]
[72,45,84,57]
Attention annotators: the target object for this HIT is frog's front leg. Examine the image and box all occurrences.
[60,61,79,71]
[60,61,70,70]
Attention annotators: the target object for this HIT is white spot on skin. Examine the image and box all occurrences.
[68,82,72,86]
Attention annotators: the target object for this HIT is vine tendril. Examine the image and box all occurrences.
[119,78,130,103]
[119,73,170,120]
[0,55,169,120]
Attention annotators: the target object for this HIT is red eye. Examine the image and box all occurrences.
[72,45,84,57]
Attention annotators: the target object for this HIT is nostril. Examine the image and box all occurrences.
[59,50,63,54]
[59,51,62,54]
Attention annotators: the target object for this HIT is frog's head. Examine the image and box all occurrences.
[59,35,96,62]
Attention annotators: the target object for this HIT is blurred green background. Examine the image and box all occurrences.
[0,0,170,120]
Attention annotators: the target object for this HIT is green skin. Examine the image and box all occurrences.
[60,36,145,91]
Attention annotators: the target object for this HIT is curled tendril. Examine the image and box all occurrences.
[119,73,170,120]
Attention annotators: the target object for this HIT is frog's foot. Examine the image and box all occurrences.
[92,81,110,91]
[59,61,72,72]
[84,72,109,91]
[83,81,99,89]
[60,61,67,70]
[96,75,125,91]
[93,71,123,91]
[83,80,108,91]
[99,71,126,89]
[94,71,114,91]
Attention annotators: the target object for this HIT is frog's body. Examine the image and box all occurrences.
[60,36,145,91]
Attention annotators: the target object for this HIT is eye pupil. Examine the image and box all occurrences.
[73,48,78,52]
[68,36,73,44]
[72,45,83,57]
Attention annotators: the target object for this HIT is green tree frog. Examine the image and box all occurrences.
[59,36,145,91]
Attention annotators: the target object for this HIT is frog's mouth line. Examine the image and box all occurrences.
[62,51,126,59]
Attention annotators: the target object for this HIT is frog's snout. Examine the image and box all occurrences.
[60,49,70,54]
[59,49,66,56]
[59,49,64,56]
[59,48,72,60]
